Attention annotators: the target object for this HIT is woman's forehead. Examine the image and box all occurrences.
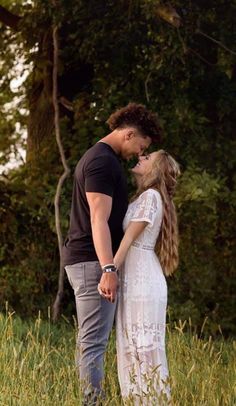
[150,151,159,159]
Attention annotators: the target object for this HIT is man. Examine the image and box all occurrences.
[62,102,161,404]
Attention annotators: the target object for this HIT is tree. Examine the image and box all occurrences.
[0,0,235,334]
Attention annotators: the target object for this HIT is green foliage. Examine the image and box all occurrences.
[0,1,235,334]
[0,174,59,315]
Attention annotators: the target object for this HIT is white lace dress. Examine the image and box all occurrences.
[116,188,170,405]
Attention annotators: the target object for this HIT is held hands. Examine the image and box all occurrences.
[98,271,118,303]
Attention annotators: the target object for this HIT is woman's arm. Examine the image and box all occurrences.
[114,221,148,269]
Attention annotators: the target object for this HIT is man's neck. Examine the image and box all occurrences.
[98,131,122,155]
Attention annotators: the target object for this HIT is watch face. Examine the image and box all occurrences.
[103,266,117,273]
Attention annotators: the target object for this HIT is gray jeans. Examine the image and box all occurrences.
[65,261,117,402]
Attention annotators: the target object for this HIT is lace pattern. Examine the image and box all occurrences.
[116,189,170,403]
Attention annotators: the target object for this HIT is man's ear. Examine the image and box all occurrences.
[125,130,135,140]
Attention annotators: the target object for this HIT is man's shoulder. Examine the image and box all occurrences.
[81,143,116,161]
[84,143,119,168]
[74,143,121,181]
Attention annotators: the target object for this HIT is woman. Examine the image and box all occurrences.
[114,149,180,404]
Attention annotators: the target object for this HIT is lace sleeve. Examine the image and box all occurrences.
[131,189,162,227]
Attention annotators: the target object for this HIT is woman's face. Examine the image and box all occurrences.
[131,151,158,176]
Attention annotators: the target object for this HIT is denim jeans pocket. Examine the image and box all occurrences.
[65,263,86,294]
[83,261,101,290]
[95,262,103,284]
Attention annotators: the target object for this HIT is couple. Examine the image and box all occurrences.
[62,103,180,405]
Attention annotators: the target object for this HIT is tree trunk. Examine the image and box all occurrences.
[26,29,55,162]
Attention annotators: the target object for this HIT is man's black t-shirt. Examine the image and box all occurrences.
[62,142,128,266]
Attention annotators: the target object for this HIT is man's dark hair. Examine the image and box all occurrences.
[106,103,162,142]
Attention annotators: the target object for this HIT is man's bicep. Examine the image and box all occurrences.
[85,156,115,196]
[86,192,112,222]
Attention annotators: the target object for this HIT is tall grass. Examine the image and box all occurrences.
[0,311,235,405]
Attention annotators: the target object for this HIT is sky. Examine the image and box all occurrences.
[0,58,30,174]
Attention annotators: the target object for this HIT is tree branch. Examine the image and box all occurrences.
[0,5,21,30]
[188,47,216,67]
[144,72,152,103]
[176,27,217,66]
[59,96,74,111]
[52,25,70,322]
[196,29,236,56]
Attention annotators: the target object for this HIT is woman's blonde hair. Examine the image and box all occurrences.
[133,149,181,276]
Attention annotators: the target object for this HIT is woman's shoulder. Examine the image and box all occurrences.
[138,188,162,201]
[132,189,162,210]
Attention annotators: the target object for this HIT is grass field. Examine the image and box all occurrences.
[0,311,235,406]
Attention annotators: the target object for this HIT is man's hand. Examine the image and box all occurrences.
[98,272,118,303]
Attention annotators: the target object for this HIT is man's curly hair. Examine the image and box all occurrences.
[106,103,162,142]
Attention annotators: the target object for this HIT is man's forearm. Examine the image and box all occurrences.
[91,218,114,266]
[92,218,118,303]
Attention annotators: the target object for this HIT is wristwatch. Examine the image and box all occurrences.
[102,264,117,273]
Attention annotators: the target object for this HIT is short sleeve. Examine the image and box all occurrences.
[131,189,162,227]
[85,155,115,196]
